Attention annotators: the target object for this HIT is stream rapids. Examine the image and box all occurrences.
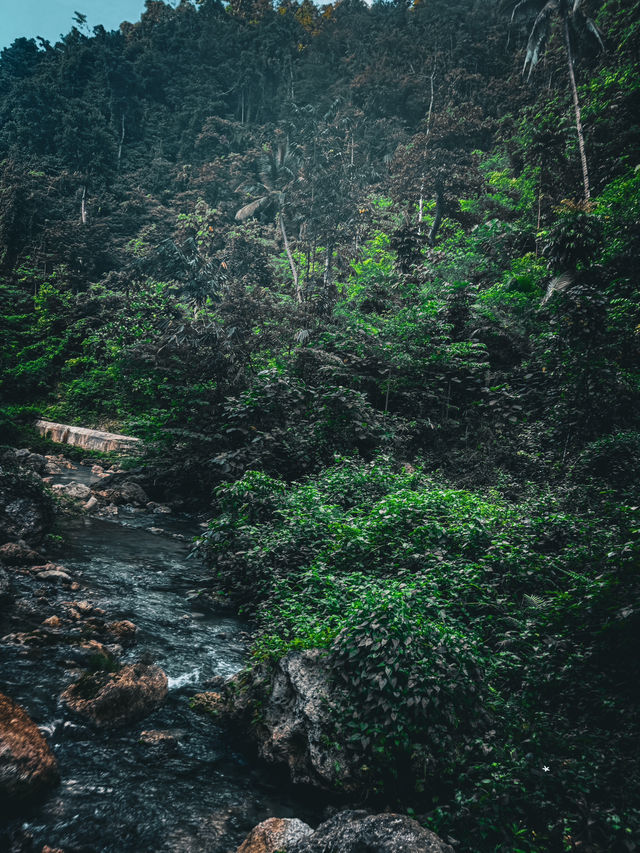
[0,465,320,852]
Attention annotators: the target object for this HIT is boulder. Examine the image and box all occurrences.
[255,650,347,789]
[138,729,179,750]
[61,662,168,728]
[0,465,54,545]
[288,811,454,853]
[36,569,72,583]
[0,542,44,565]
[106,620,138,644]
[13,450,47,475]
[96,481,149,507]
[0,693,59,803]
[32,563,72,583]
[237,817,313,853]
[58,482,91,501]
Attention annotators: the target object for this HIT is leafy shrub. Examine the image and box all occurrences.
[570,431,640,497]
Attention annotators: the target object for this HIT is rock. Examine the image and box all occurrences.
[56,482,91,502]
[106,620,137,644]
[255,649,345,789]
[237,817,313,853]
[91,464,104,475]
[190,691,228,717]
[0,693,59,803]
[0,542,44,565]
[13,450,47,475]
[60,662,168,728]
[288,811,454,853]
[33,563,72,582]
[83,495,98,512]
[139,729,179,749]
[42,616,61,628]
[97,481,149,507]
[152,505,172,515]
[0,465,54,545]
[36,570,72,583]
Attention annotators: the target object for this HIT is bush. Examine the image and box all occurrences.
[200,457,640,849]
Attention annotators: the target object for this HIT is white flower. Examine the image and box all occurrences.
[542,765,550,772]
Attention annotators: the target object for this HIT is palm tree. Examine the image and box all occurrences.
[507,0,604,201]
[236,140,302,302]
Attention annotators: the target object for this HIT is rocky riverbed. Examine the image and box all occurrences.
[0,451,322,852]
[0,448,455,853]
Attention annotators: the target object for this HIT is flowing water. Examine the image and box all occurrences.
[0,467,321,852]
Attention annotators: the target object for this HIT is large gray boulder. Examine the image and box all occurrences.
[254,649,351,789]
[0,693,59,803]
[192,650,352,790]
[238,812,454,853]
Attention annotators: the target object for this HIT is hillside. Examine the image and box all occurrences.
[1,0,639,850]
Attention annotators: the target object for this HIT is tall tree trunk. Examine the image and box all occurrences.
[418,175,425,235]
[80,184,87,225]
[428,187,443,246]
[279,210,301,303]
[323,240,334,291]
[563,16,591,201]
[117,113,126,171]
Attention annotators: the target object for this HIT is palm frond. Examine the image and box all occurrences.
[523,0,559,78]
[523,593,550,609]
[235,195,270,221]
[509,0,544,25]
[576,10,605,52]
[540,271,574,306]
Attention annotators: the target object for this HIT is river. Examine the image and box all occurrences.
[0,466,320,852]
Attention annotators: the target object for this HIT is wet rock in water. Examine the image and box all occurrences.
[41,616,61,628]
[287,811,454,853]
[33,564,72,583]
[0,542,44,566]
[237,817,313,853]
[0,693,59,804]
[52,482,91,502]
[106,619,138,644]
[61,662,168,727]
[95,481,149,507]
[139,729,179,750]
[0,465,54,545]
[82,495,98,512]
[190,690,228,718]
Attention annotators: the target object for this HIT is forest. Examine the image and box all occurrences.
[0,0,639,851]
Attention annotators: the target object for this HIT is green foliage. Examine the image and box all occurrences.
[202,457,640,848]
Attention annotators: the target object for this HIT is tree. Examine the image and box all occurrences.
[508,0,604,201]
[235,140,302,302]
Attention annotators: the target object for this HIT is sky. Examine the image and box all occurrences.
[0,0,161,52]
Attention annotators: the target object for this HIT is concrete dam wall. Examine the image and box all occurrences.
[35,420,141,454]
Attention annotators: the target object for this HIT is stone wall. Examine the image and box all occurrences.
[35,420,140,454]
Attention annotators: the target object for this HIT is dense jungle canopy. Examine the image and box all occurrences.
[0,0,639,850]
